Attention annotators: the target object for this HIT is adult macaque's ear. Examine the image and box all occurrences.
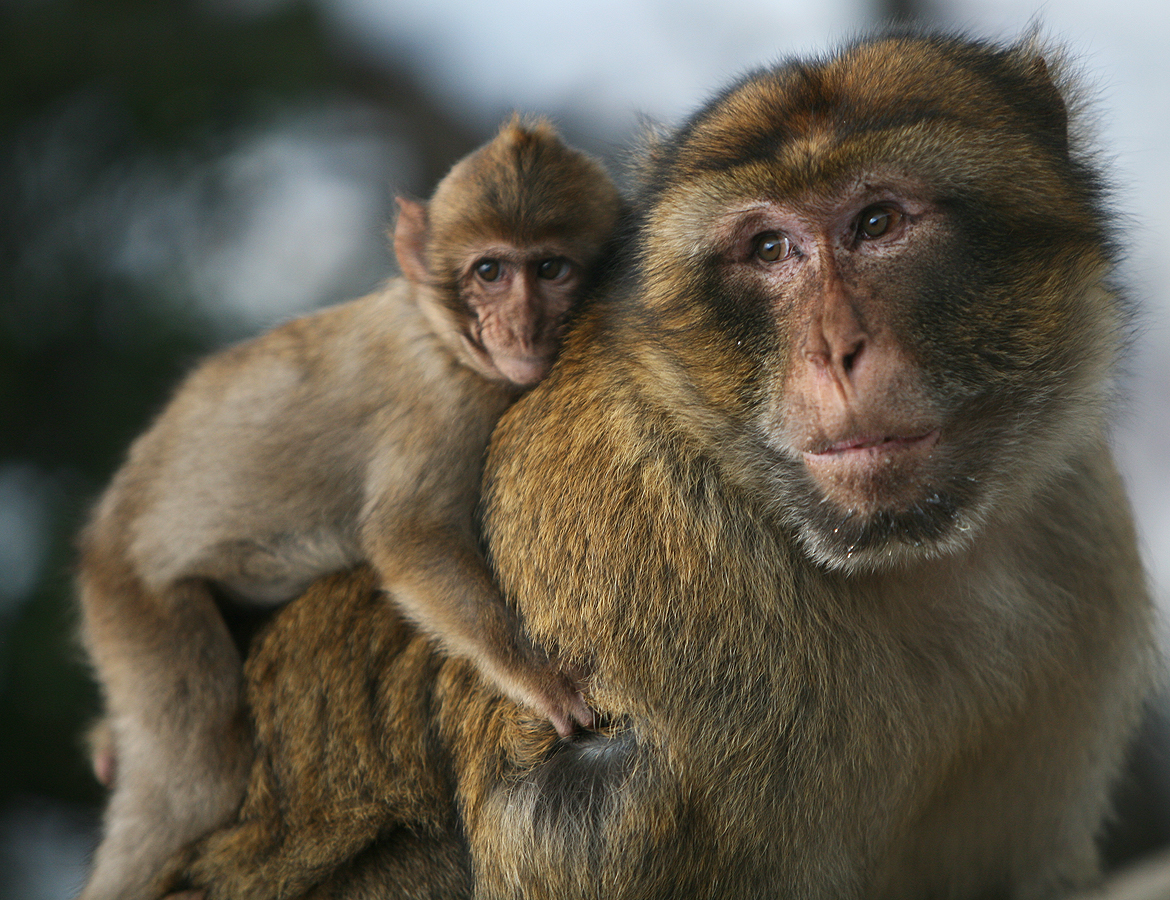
[1008,37,1070,156]
[394,197,431,285]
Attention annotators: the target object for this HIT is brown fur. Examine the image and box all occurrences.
[76,117,622,900]
[155,567,473,900]
[161,33,1155,900]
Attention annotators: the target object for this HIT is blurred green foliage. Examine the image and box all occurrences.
[1,0,343,146]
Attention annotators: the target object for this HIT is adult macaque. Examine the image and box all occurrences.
[76,116,622,900]
[152,33,1155,900]
[469,33,1157,897]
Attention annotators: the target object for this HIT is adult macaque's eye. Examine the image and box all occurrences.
[857,205,902,240]
[754,232,793,263]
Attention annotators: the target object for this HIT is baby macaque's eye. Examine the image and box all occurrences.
[754,232,793,263]
[475,259,502,282]
[537,258,571,280]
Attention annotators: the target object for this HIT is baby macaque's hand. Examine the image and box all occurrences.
[532,666,594,738]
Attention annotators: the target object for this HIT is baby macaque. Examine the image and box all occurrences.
[75,116,623,900]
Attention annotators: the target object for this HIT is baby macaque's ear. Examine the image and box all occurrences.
[393,197,430,285]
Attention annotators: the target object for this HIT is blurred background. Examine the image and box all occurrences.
[1,0,1167,896]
